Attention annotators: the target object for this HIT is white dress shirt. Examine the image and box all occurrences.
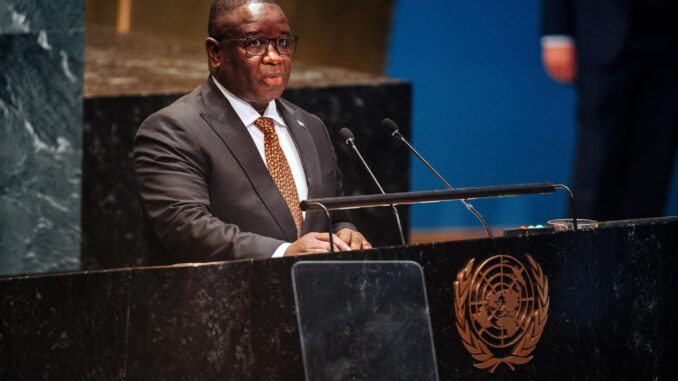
[211,76,307,257]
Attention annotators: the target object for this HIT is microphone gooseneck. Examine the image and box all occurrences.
[339,127,407,246]
[381,118,494,239]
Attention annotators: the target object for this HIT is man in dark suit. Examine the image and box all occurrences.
[134,0,371,264]
[542,0,678,220]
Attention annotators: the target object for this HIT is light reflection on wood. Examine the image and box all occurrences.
[116,0,132,33]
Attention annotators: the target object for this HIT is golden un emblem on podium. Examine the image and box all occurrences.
[454,254,549,373]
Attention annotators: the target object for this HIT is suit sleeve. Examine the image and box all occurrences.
[542,0,574,37]
[134,112,285,263]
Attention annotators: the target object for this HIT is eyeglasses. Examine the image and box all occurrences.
[219,36,298,56]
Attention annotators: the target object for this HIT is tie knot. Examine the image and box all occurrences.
[255,117,275,135]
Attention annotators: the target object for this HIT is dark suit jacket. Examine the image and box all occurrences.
[542,0,630,67]
[134,78,354,264]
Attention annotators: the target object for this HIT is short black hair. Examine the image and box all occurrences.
[208,0,278,38]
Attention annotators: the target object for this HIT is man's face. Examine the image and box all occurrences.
[208,3,292,111]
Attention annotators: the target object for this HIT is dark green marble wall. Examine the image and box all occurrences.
[0,1,84,275]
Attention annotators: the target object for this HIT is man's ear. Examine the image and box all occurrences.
[205,37,222,72]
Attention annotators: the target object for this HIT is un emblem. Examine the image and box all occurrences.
[454,254,549,373]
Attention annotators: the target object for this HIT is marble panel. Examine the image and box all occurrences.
[0,1,83,34]
[0,1,84,276]
[81,94,180,270]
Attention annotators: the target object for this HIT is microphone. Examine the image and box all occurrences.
[339,127,407,246]
[381,118,494,238]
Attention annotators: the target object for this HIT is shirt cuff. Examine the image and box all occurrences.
[272,242,291,258]
[541,35,575,48]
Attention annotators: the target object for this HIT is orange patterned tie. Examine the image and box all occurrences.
[254,117,303,234]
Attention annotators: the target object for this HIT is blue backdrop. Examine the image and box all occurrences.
[386,0,678,231]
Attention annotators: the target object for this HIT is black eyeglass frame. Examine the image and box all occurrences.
[216,35,299,57]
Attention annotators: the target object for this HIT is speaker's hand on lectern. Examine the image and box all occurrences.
[336,228,372,251]
[284,232,350,256]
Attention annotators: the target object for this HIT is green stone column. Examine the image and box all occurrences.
[0,1,84,275]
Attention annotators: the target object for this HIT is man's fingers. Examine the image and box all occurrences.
[287,231,369,256]
[350,235,362,250]
[331,233,351,251]
[344,230,371,250]
[312,232,351,251]
[335,229,372,250]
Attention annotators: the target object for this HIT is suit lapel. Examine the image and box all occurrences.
[277,99,323,235]
[199,79,298,241]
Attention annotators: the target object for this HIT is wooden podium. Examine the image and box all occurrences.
[1,217,677,380]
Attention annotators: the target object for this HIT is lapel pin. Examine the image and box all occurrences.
[297,120,305,128]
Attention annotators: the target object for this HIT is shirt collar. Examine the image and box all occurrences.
[211,76,286,128]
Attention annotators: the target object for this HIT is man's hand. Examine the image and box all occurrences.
[336,228,372,251]
[284,232,351,256]
[542,43,577,84]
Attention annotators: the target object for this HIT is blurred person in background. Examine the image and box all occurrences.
[541,0,678,221]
